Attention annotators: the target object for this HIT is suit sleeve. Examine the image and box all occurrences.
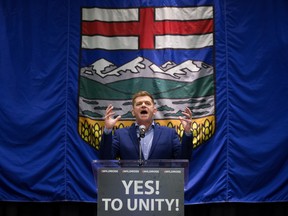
[180,133,193,160]
[171,129,193,160]
[99,130,121,159]
[98,132,114,160]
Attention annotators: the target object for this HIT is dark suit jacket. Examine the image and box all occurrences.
[99,124,193,160]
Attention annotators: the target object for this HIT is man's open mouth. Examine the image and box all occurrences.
[140,110,148,114]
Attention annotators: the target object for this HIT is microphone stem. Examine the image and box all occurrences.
[138,137,143,166]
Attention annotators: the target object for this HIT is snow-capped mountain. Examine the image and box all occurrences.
[80,57,213,84]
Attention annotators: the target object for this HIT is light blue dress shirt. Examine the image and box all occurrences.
[136,122,155,160]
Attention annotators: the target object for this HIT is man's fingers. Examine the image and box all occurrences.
[182,107,192,119]
[104,111,115,119]
[106,104,113,113]
[105,104,116,119]
[115,115,121,121]
[182,112,191,119]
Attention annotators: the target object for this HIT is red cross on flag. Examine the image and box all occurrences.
[82,6,213,50]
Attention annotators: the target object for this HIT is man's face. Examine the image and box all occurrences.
[132,96,157,125]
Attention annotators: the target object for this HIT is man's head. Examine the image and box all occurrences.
[131,91,157,127]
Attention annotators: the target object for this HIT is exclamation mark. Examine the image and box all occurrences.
[155,180,160,195]
[175,199,179,211]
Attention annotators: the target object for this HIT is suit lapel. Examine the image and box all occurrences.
[129,124,140,155]
[148,124,162,158]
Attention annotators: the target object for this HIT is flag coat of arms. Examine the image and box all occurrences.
[78,4,215,150]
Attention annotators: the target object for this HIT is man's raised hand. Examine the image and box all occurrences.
[104,104,121,130]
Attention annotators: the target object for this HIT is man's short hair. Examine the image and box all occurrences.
[132,91,155,106]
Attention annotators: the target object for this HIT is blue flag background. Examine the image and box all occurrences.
[0,0,288,204]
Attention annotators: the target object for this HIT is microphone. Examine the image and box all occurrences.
[138,125,146,166]
[139,125,146,138]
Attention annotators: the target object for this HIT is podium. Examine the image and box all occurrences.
[92,159,189,216]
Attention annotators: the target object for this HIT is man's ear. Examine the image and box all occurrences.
[131,109,135,116]
[153,107,157,115]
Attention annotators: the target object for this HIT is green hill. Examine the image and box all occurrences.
[79,75,214,100]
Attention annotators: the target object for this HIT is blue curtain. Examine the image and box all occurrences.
[0,0,287,203]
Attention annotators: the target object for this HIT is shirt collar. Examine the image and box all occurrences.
[135,121,155,131]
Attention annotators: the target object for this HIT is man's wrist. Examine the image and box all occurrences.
[104,127,112,134]
[184,130,192,136]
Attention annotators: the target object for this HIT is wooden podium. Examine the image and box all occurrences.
[92,160,189,216]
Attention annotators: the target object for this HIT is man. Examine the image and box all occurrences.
[99,91,193,160]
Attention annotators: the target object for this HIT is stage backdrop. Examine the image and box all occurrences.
[0,0,288,204]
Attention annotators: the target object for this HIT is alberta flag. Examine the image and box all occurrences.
[79,4,215,151]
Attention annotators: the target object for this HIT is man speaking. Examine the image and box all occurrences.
[99,91,193,160]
